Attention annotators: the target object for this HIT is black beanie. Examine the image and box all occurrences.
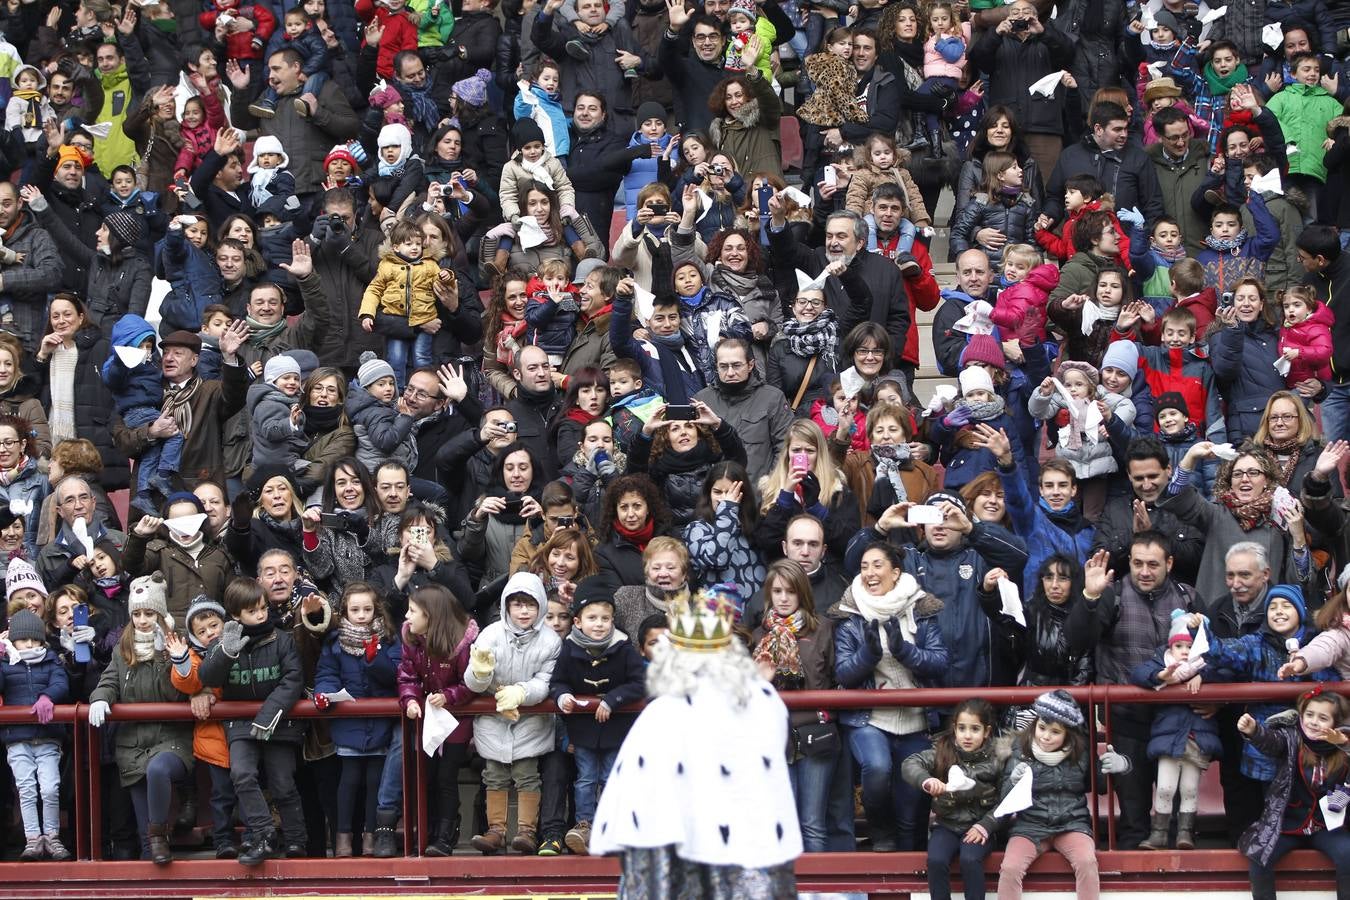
[510,117,547,152]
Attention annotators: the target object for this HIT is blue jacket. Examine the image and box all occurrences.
[264,27,331,77]
[513,83,571,158]
[997,461,1095,598]
[0,649,70,744]
[156,227,224,334]
[929,410,1023,492]
[621,131,675,218]
[1209,319,1285,443]
[102,314,164,414]
[0,456,49,559]
[524,291,580,356]
[608,289,705,404]
[832,589,948,730]
[1128,646,1223,761]
[313,631,402,754]
[845,525,1028,688]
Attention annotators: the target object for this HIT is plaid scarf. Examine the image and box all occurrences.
[781,308,838,368]
[872,443,912,502]
[1218,485,1274,531]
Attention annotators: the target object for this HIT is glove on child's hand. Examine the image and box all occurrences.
[470,646,496,680]
[495,683,527,713]
[220,620,251,658]
[1100,746,1132,775]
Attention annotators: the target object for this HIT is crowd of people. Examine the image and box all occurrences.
[0,0,1346,894]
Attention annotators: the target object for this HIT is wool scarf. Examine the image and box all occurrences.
[1205,230,1249,253]
[643,580,685,613]
[958,397,1006,421]
[133,628,158,662]
[338,616,383,657]
[1032,744,1070,766]
[1080,298,1121,335]
[495,314,527,365]
[48,344,78,443]
[848,572,922,639]
[1152,241,1188,262]
[782,309,838,368]
[1218,485,1275,531]
[1203,61,1249,96]
[567,624,617,654]
[245,316,287,348]
[1264,437,1303,486]
[615,518,654,551]
[872,443,913,502]
[161,376,201,438]
[754,609,805,680]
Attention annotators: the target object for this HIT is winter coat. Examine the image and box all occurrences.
[1239,718,1350,866]
[1034,199,1132,269]
[929,409,1024,492]
[1028,388,1136,480]
[1128,647,1222,760]
[1147,138,1214,254]
[230,79,360,195]
[37,325,130,490]
[1167,43,1257,153]
[354,0,417,78]
[955,151,1044,221]
[89,651,193,786]
[464,594,561,763]
[103,316,164,413]
[457,511,529,595]
[968,26,1075,136]
[683,500,767,596]
[1194,196,1280,294]
[594,531,650,590]
[1090,488,1207,588]
[0,375,52,461]
[669,230,780,367]
[997,461,1095,598]
[620,132,674,219]
[345,382,416,474]
[548,634,646,749]
[1136,342,1222,439]
[46,229,152,338]
[122,533,234,629]
[999,748,1097,843]
[358,252,440,329]
[832,586,948,731]
[524,290,581,358]
[950,191,1039,264]
[901,741,1003,834]
[499,153,577,224]
[1209,319,1286,444]
[846,163,933,226]
[514,82,571,158]
[1014,591,1095,687]
[0,456,48,558]
[693,375,793,485]
[198,624,305,744]
[1293,627,1350,681]
[302,521,373,596]
[246,381,309,470]
[224,514,305,584]
[0,649,69,744]
[314,629,402,754]
[396,618,479,748]
[1267,83,1342,181]
[992,263,1058,347]
[156,226,223,335]
[0,211,61,352]
[628,420,749,526]
[1045,136,1164,225]
[199,3,276,61]
[709,72,783,179]
[531,12,641,119]
[169,647,229,768]
[1277,302,1334,384]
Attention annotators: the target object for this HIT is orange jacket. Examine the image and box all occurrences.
[171,649,230,769]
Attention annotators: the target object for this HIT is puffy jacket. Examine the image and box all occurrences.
[1128,647,1223,760]
[1194,194,1280,295]
[169,646,229,768]
[621,131,674,218]
[1277,301,1334,384]
[199,3,276,61]
[929,409,1023,492]
[594,531,649,590]
[102,315,163,414]
[999,748,1097,843]
[1240,717,1350,865]
[1136,342,1223,439]
[246,381,310,471]
[0,649,69,744]
[684,500,768,596]
[513,83,571,158]
[524,290,581,358]
[198,623,305,744]
[1016,586,1095,687]
[968,26,1075,136]
[1210,319,1285,444]
[156,226,223,335]
[548,634,646,749]
[955,151,1044,220]
[464,592,561,763]
[992,263,1057,347]
[901,741,1003,834]
[89,651,193,786]
[1028,388,1136,481]
[949,191,1039,264]
[397,619,480,746]
[314,629,402,754]
[345,382,416,474]
[359,252,441,329]
[1267,83,1342,181]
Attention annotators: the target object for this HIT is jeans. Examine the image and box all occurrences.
[1321,381,1350,444]
[999,832,1098,900]
[259,72,329,107]
[123,405,185,494]
[825,739,858,851]
[1249,829,1350,900]
[128,752,189,856]
[572,746,618,824]
[207,762,238,850]
[847,725,932,850]
[376,726,402,814]
[7,740,61,837]
[230,738,306,845]
[540,748,576,840]
[788,750,836,852]
[383,332,436,391]
[928,823,992,900]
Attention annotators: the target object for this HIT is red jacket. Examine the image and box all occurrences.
[1137,289,1218,345]
[199,3,276,62]
[1278,301,1334,384]
[396,619,479,746]
[991,263,1058,347]
[1035,199,1131,272]
[355,0,419,79]
[899,240,940,367]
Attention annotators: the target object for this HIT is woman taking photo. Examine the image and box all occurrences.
[756,419,862,564]
[629,400,748,527]
[301,457,380,593]
[751,558,840,853]
[834,541,948,852]
[1210,278,1285,444]
[225,466,307,574]
[372,503,475,622]
[458,445,546,592]
[35,293,128,490]
[594,474,673,590]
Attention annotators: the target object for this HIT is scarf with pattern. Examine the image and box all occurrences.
[161,375,201,438]
[872,443,913,502]
[754,608,805,681]
[1218,484,1274,531]
[1263,436,1303,486]
[781,308,838,367]
[338,616,384,657]
[1205,230,1248,253]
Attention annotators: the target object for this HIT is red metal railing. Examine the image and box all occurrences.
[21,681,1350,861]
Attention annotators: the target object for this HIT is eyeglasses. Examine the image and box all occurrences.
[1267,413,1299,422]
[794,297,825,310]
[692,32,721,41]
[403,386,439,402]
[855,347,884,358]
[716,361,748,373]
[1230,469,1265,481]
[0,438,21,449]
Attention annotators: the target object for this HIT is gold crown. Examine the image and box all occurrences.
[667,586,738,652]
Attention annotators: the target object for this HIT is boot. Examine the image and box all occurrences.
[570,239,593,261]
[247,98,276,119]
[238,829,278,867]
[928,129,945,158]
[372,810,400,859]
[1138,812,1171,850]
[334,832,353,858]
[147,824,173,865]
[510,791,541,854]
[424,818,458,857]
[1175,812,1196,850]
[471,790,509,855]
[360,832,375,857]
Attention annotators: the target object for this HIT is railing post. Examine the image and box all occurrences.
[401,715,420,856]
[73,704,88,860]
[86,706,103,861]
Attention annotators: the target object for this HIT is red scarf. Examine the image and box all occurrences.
[583,302,613,326]
[494,314,527,365]
[566,407,594,426]
[615,518,654,551]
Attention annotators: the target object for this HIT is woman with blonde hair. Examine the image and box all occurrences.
[755,419,861,564]
[1253,391,1334,497]
[612,536,692,640]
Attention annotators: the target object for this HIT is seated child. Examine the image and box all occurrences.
[513,59,571,161]
[250,6,331,118]
[845,134,932,228]
[247,137,297,216]
[929,364,1022,490]
[501,118,576,227]
[1035,174,1131,270]
[359,220,442,388]
[950,151,1039,263]
[246,355,310,472]
[524,258,582,367]
[1028,356,1135,488]
[102,315,183,513]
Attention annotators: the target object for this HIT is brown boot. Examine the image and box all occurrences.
[360,833,375,857]
[147,824,173,865]
[471,790,509,855]
[511,791,541,854]
[1138,813,1171,850]
[334,832,353,858]
[1176,812,1197,850]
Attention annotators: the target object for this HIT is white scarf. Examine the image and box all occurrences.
[48,344,78,442]
[848,572,923,642]
[1032,744,1070,766]
[1080,299,1120,336]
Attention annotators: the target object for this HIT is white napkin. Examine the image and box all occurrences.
[115,346,148,369]
[994,769,1034,817]
[1322,794,1346,831]
[840,366,866,400]
[1190,621,1210,657]
[81,121,113,139]
[633,283,656,325]
[1274,355,1292,377]
[1029,71,1066,98]
[705,310,724,350]
[1286,637,1301,653]
[164,513,207,538]
[72,517,96,559]
[1141,7,1158,29]
[952,300,995,335]
[781,186,813,207]
[1146,60,1167,79]
[695,188,713,223]
[517,216,547,250]
[1083,397,1104,440]
[1200,5,1227,23]
[946,765,978,793]
[421,702,460,756]
[1251,167,1284,196]
[324,688,356,703]
[1211,442,1239,461]
[906,505,944,525]
[998,578,1026,627]
[1262,21,1284,49]
[1270,485,1299,528]
[9,498,32,517]
[796,268,830,293]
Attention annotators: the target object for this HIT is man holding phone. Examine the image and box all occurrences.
[693,338,792,482]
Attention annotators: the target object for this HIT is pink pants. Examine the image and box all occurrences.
[997,831,1099,900]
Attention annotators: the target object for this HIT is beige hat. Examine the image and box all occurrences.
[1143,78,1183,106]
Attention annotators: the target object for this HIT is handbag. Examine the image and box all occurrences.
[793,713,840,758]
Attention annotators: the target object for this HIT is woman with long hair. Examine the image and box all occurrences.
[955,105,1044,216]
[301,457,380,593]
[481,269,532,400]
[755,419,861,564]
[548,366,609,471]
[843,402,938,528]
[294,366,356,495]
[479,180,603,282]
[225,467,307,573]
[684,461,767,595]
[458,445,547,592]
[708,58,783,179]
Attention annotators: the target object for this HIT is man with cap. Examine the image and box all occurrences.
[113,324,249,495]
[0,181,60,352]
[533,0,646,132]
[846,489,1029,688]
[25,144,103,294]
[37,476,129,590]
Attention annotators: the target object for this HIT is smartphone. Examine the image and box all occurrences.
[73,603,91,664]
[317,512,349,529]
[409,524,431,545]
[757,183,771,216]
[822,165,837,187]
[454,176,468,191]
[791,451,810,471]
[666,404,696,421]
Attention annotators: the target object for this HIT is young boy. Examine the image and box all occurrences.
[465,571,561,855]
[605,358,664,450]
[635,613,668,661]
[537,594,575,856]
[0,609,70,861]
[1168,38,1256,153]
[103,315,184,514]
[346,352,418,474]
[609,282,705,403]
[1034,174,1131,270]
[525,258,582,367]
[252,6,331,118]
[196,304,233,382]
[1130,305,1224,441]
[246,355,310,472]
[1196,197,1279,295]
[1130,217,1187,314]
[198,577,306,866]
[359,221,442,389]
[549,579,646,855]
[166,595,237,859]
[1265,52,1341,214]
[1153,391,1218,495]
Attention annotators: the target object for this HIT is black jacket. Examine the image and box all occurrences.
[504,386,564,482]
[595,531,648,590]
[1044,134,1165,224]
[968,25,1075,137]
[198,624,305,743]
[766,341,836,416]
[1014,594,1095,686]
[37,325,129,490]
[30,156,102,293]
[656,29,725,132]
[548,635,646,749]
[567,123,636,249]
[1090,490,1206,588]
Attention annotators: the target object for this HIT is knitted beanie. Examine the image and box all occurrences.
[926,491,967,515]
[959,365,995,398]
[5,559,46,600]
[263,354,301,385]
[571,575,615,618]
[57,144,88,171]
[510,117,546,151]
[324,145,361,174]
[357,351,396,388]
[186,594,227,629]
[1156,391,1190,418]
[104,210,144,249]
[1100,340,1140,380]
[1031,689,1084,729]
[960,333,1007,371]
[6,610,46,644]
[128,573,172,630]
[451,68,492,107]
[1167,608,1194,646]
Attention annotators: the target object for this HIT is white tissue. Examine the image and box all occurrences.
[633,283,656,326]
[1250,167,1284,197]
[952,300,995,335]
[114,346,148,369]
[994,769,1034,817]
[517,217,547,250]
[1029,71,1066,99]
[840,367,866,400]
[998,578,1026,627]
[1262,22,1284,49]
[946,765,978,792]
[1200,5,1227,23]
[781,186,813,207]
[1211,442,1239,461]
[164,514,207,538]
[1274,356,1292,377]
[421,702,460,756]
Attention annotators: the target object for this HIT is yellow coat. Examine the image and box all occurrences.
[359,251,444,326]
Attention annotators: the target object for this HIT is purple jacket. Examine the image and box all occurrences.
[397,619,479,746]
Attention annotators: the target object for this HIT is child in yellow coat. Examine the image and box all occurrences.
[359,220,451,388]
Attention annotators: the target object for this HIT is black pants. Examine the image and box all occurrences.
[337,755,384,835]
[230,739,306,847]
[296,750,340,855]
[1105,713,1156,849]
[1217,709,1265,843]
[207,763,238,850]
[539,749,575,841]
[430,743,469,825]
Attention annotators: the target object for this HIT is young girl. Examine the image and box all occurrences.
[46,583,115,702]
[513,59,570,162]
[1281,588,1350,682]
[87,576,193,865]
[173,93,227,180]
[684,461,766,596]
[622,103,677,219]
[929,364,1022,491]
[157,213,223,335]
[814,377,870,456]
[902,698,1002,900]
[315,583,401,858]
[1050,260,1135,368]
[918,2,970,145]
[1238,689,1350,898]
[549,366,609,470]
[1028,358,1135,486]
[398,583,479,856]
[950,151,1039,264]
[5,66,54,162]
[246,136,297,215]
[723,5,776,80]
[844,134,932,229]
[526,259,583,369]
[997,690,1132,900]
[1277,284,1333,389]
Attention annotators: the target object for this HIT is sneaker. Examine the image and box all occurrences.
[537,838,562,856]
[1203,188,1225,207]
[896,253,921,278]
[565,39,591,61]
[564,821,591,856]
[294,96,312,118]
[215,843,239,860]
[20,837,42,861]
[43,834,71,861]
[247,99,277,119]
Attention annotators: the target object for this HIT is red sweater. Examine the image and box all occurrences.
[355,0,419,78]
